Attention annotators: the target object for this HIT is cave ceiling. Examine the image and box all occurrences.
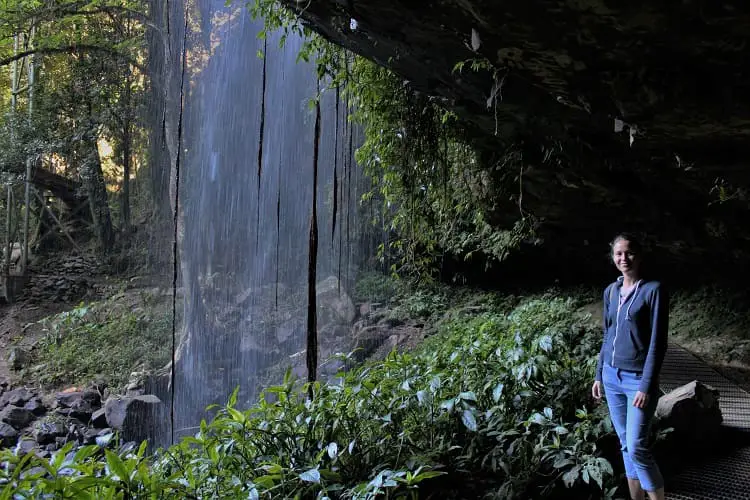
[279,0,750,268]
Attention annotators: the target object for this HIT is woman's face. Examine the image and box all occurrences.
[612,238,641,275]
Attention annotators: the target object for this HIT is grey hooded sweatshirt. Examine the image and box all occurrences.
[595,277,669,394]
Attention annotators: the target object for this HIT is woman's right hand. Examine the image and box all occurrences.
[591,380,603,400]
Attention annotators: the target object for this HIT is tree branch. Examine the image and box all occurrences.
[0,44,145,73]
[60,6,160,31]
[0,3,159,32]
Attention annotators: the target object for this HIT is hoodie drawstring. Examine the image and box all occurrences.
[625,280,641,321]
[612,279,641,366]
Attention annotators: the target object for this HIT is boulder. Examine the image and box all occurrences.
[0,422,19,447]
[656,380,723,444]
[33,420,66,446]
[316,276,356,325]
[0,388,33,407]
[15,437,36,456]
[104,394,161,442]
[65,423,85,444]
[125,371,149,397]
[0,406,35,430]
[352,325,392,360]
[81,427,102,445]
[54,390,101,422]
[90,408,108,428]
[23,398,47,417]
[7,347,29,371]
[56,390,101,408]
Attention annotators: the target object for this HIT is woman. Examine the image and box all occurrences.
[592,233,668,500]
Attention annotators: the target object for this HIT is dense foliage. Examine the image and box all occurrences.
[0,296,617,499]
[0,0,153,255]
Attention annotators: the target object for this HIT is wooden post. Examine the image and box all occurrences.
[33,190,81,253]
[22,25,35,274]
[4,185,12,285]
[4,33,19,301]
[10,35,18,111]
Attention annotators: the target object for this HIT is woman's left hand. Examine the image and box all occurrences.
[633,391,649,409]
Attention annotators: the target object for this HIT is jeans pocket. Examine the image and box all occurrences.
[619,370,643,392]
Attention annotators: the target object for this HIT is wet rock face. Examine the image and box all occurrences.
[281,0,750,279]
[103,394,161,443]
[284,298,425,382]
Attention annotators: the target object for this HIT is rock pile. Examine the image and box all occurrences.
[285,293,425,381]
[350,303,425,362]
[0,378,161,457]
[21,255,100,303]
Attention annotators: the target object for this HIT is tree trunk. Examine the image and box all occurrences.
[121,18,133,231]
[145,0,172,219]
[81,135,114,252]
[121,80,132,230]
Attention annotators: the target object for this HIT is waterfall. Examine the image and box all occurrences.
[152,0,366,445]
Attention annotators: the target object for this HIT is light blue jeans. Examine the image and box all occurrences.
[602,363,664,492]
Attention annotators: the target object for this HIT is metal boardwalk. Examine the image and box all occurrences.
[660,345,750,500]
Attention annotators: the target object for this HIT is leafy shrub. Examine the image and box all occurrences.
[1,297,615,499]
[0,441,188,499]
[353,272,401,303]
[27,292,173,390]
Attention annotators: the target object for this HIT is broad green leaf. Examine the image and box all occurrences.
[104,450,129,483]
[462,409,477,431]
[562,465,581,488]
[588,464,603,488]
[553,458,574,469]
[459,391,477,402]
[227,406,246,424]
[300,468,321,483]
[492,383,504,402]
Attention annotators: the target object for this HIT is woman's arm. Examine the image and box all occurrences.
[638,283,669,394]
[595,285,611,382]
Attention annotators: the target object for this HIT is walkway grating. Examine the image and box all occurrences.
[659,345,750,499]
[660,345,750,432]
